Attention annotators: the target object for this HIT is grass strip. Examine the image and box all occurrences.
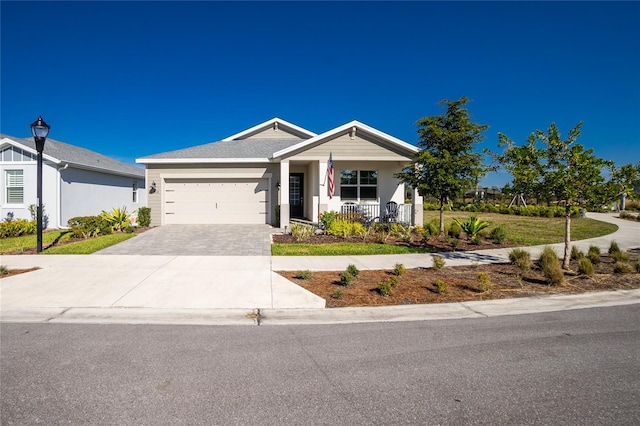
[43,233,136,254]
[272,243,433,256]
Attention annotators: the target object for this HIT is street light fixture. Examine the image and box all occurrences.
[30,116,50,253]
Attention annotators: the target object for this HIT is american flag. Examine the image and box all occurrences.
[327,152,334,199]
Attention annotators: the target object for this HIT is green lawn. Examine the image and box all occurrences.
[0,231,135,255]
[422,211,618,246]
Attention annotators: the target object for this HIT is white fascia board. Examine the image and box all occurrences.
[272,120,419,158]
[221,117,317,141]
[64,162,145,179]
[136,157,272,164]
[0,138,60,164]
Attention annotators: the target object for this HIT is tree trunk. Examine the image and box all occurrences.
[563,206,571,270]
[439,199,445,237]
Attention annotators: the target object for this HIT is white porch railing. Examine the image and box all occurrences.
[340,202,413,225]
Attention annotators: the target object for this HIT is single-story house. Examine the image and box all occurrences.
[0,134,145,228]
[136,118,423,229]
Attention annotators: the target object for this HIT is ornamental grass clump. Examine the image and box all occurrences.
[613,262,633,274]
[432,256,446,270]
[577,257,594,276]
[434,279,448,294]
[377,279,394,296]
[570,245,584,260]
[509,248,531,271]
[489,225,507,244]
[346,264,360,277]
[393,263,406,276]
[587,245,601,264]
[608,241,621,255]
[476,272,492,292]
[294,270,313,280]
[339,272,353,287]
[538,246,564,286]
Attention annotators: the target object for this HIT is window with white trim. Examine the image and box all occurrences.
[132,182,138,203]
[340,170,378,201]
[6,170,24,204]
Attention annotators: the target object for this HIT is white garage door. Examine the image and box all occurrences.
[164,178,269,224]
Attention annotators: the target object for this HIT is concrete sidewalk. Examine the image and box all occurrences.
[1,212,639,325]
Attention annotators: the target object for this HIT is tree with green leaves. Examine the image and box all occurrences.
[396,96,489,235]
[496,122,611,269]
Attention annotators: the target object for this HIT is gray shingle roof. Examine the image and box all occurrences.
[139,138,304,160]
[0,133,144,178]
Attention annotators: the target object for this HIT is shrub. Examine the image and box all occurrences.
[290,223,315,241]
[434,279,448,293]
[424,219,439,237]
[570,245,584,260]
[294,270,313,280]
[447,221,462,239]
[326,220,366,238]
[393,263,406,276]
[432,256,445,270]
[454,216,490,239]
[636,260,640,273]
[331,290,344,299]
[346,264,359,277]
[339,272,353,287]
[100,207,130,232]
[137,207,151,227]
[538,246,564,285]
[67,216,111,239]
[471,235,482,245]
[509,248,531,271]
[124,225,135,234]
[489,225,507,244]
[451,238,460,250]
[0,219,37,238]
[578,258,594,276]
[0,265,8,276]
[613,262,633,274]
[608,241,621,255]
[377,280,393,296]
[319,211,338,230]
[587,245,601,264]
[476,272,492,292]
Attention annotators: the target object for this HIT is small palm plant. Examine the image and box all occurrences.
[100,207,130,232]
[454,216,490,239]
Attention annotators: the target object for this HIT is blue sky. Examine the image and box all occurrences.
[1,1,638,187]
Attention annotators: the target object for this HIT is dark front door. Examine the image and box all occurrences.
[289,173,304,218]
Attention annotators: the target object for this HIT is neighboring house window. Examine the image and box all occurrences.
[132,182,138,203]
[5,170,24,204]
[340,170,378,201]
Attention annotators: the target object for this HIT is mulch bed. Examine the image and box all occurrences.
[278,250,640,308]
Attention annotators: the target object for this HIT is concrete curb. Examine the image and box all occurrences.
[3,289,639,326]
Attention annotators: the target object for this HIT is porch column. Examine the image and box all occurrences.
[412,187,423,226]
[316,159,328,221]
[280,160,290,229]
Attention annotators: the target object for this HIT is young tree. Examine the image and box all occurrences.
[497,122,610,269]
[397,97,489,235]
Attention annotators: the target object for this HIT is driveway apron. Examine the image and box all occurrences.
[95,225,274,256]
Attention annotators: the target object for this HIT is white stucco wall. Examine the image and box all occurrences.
[0,161,59,228]
[59,167,145,226]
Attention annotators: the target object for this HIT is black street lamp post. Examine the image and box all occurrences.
[30,116,50,253]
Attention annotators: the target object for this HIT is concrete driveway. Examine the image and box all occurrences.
[95,224,274,256]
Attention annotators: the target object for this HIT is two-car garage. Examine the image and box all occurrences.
[163,178,270,225]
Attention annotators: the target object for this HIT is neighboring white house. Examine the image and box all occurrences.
[137,118,422,229]
[0,134,145,228]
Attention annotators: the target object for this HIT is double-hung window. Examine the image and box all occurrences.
[6,170,24,204]
[340,170,378,201]
[133,182,138,203]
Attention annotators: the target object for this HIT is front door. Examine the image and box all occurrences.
[289,173,304,218]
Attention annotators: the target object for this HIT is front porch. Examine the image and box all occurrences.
[278,159,423,229]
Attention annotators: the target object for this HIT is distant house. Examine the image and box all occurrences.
[0,134,145,228]
[137,118,423,228]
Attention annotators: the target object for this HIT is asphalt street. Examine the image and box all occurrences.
[2,305,639,425]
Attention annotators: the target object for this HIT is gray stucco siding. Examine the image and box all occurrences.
[60,167,145,226]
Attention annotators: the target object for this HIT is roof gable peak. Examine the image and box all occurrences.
[222,117,316,141]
